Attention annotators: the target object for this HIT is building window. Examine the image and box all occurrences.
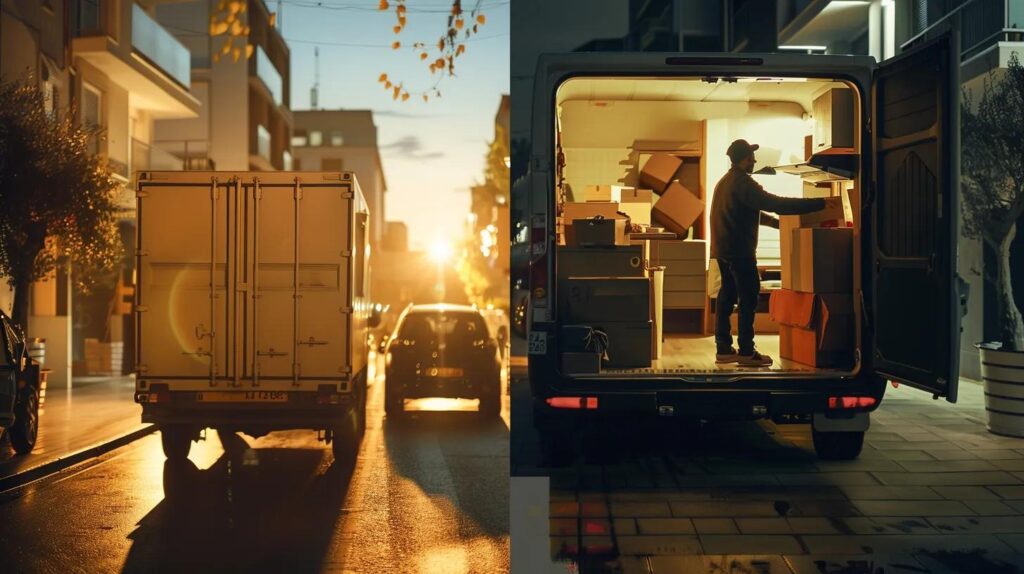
[257,124,271,162]
[321,157,343,171]
[283,150,293,171]
[292,129,308,147]
[330,131,344,146]
[255,45,283,105]
[81,83,103,154]
[309,130,322,146]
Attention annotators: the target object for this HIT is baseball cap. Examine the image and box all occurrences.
[727,139,759,162]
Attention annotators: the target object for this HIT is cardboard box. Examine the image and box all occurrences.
[618,188,653,226]
[770,289,853,367]
[562,277,651,323]
[561,352,601,374]
[571,217,628,247]
[792,227,852,293]
[779,196,849,289]
[596,321,653,368]
[652,182,704,238]
[584,185,627,203]
[563,201,621,221]
[621,188,653,204]
[653,239,706,262]
[639,154,682,193]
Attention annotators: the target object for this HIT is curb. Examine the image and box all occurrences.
[0,424,158,494]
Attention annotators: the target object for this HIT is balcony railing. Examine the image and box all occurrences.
[132,4,191,88]
[904,0,1024,62]
[132,138,215,177]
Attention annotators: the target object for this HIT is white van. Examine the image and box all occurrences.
[134,171,378,460]
[522,33,967,460]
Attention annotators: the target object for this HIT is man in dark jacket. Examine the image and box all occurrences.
[711,139,826,367]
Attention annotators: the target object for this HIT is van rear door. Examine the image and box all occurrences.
[870,31,962,401]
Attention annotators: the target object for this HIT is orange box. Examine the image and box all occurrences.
[639,154,682,193]
[651,182,704,238]
[769,289,853,367]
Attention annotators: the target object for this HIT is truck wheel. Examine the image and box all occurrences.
[9,383,40,455]
[356,384,367,436]
[812,429,865,460]
[479,382,501,418]
[332,409,360,466]
[161,425,193,460]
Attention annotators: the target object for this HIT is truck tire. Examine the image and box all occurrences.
[332,408,360,465]
[812,429,865,460]
[356,383,367,437]
[385,383,403,418]
[161,425,193,460]
[479,381,501,418]
[9,382,40,455]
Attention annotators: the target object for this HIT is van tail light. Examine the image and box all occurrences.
[137,383,170,404]
[828,396,877,409]
[546,396,598,409]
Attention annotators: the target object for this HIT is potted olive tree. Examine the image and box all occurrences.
[961,54,1024,437]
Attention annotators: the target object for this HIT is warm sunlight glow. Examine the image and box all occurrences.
[429,238,454,263]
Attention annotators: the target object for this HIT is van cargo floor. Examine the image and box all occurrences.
[601,335,850,377]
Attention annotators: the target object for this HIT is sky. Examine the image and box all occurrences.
[279,0,510,250]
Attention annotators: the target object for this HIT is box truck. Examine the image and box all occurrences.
[134,171,379,460]
[522,32,969,460]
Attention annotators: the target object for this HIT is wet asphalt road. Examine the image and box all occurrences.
[0,360,510,573]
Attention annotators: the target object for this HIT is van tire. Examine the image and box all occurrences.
[332,410,360,466]
[812,429,865,460]
[161,425,193,460]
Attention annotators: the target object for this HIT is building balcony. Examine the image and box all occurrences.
[71,0,199,119]
[777,0,873,52]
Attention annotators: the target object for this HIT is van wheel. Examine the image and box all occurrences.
[332,409,360,465]
[9,383,40,455]
[161,425,193,460]
[812,429,865,460]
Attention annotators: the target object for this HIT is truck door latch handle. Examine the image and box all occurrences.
[298,337,328,347]
[257,348,288,358]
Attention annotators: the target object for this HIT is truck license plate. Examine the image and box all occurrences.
[196,391,287,403]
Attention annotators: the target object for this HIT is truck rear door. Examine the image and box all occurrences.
[870,31,962,401]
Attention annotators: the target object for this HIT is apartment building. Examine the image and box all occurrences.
[154,0,293,171]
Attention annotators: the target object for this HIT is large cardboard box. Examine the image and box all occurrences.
[584,185,629,203]
[779,196,849,289]
[792,228,852,293]
[770,289,853,367]
[596,321,653,368]
[639,154,682,193]
[652,182,703,238]
[619,188,654,226]
[562,277,651,323]
[572,217,628,247]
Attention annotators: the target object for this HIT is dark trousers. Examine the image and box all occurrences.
[715,258,760,355]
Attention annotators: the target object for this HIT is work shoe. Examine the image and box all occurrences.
[737,350,773,367]
[715,347,740,363]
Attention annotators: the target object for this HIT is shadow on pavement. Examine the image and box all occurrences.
[383,409,509,540]
[121,431,353,573]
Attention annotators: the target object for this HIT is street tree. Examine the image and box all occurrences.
[0,79,122,333]
[962,53,1024,351]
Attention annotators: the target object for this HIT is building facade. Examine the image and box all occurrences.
[154,0,293,172]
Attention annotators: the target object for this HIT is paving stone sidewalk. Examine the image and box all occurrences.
[515,377,1024,573]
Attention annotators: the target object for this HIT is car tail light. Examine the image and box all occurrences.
[828,396,877,409]
[546,396,598,409]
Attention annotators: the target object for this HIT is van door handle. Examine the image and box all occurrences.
[257,349,288,358]
[298,337,328,347]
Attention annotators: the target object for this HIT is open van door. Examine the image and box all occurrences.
[870,31,962,402]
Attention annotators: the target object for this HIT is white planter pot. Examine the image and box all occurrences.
[979,345,1024,438]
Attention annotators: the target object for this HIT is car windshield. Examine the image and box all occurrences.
[399,312,489,342]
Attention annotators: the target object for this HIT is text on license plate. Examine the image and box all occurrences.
[196,391,288,402]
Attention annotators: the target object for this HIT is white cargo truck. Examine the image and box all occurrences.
[134,171,379,460]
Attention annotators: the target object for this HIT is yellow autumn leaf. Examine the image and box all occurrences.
[435,58,445,68]
[423,94,429,102]
[245,44,254,58]
[229,1,242,14]
[378,0,389,9]
[385,80,392,89]
[397,4,406,14]
[393,86,400,100]
[455,18,464,29]
[222,41,231,54]
[401,92,410,101]
[420,52,428,60]
[210,21,229,36]
[212,52,220,63]
[477,14,486,25]
[393,25,402,34]
[268,13,276,27]
[392,41,401,49]
[378,73,388,82]
[456,44,466,56]
[230,19,243,35]
[438,39,445,50]
[232,47,241,62]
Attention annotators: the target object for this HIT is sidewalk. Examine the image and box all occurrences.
[0,376,151,484]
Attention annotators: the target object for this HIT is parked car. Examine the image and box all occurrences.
[0,310,41,454]
[381,304,502,417]
[523,33,966,460]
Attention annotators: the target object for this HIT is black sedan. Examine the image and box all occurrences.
[381,304,502,418]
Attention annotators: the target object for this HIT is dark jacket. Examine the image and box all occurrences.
[710,166,825,259]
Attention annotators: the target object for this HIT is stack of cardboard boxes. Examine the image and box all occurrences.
[769,194,855,368]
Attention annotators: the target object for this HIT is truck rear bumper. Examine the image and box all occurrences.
[139,392,356,430]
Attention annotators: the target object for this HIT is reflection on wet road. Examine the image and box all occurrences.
[0,361,509,573]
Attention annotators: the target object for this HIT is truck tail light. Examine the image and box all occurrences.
[828,396,877,409]
[546,396,598,409]
[137,384,170,404]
